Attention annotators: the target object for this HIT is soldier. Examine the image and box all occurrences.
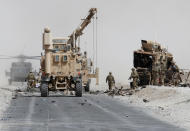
[26,72,36,90]
[106,72,115,91]
[152,62,160,85]
[169,61,180,85]
[27,72,35,81]
[167,67,173,85]
[81,52,87,70]
[160,62,166,85]
[129,68,139,89]
[173,72,182,86]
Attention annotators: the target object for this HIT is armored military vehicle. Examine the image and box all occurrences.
[133,40,181,86]
[40,8,99,97]
[1,55,40,85]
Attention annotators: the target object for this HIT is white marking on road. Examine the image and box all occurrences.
[25,97,36,122]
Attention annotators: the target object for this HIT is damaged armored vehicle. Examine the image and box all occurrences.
[133,40,181,86]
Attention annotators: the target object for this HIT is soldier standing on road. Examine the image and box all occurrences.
[173,72,182,86]
[152,62,160,85]
[26,72,36,91]
[160,62,166,85]
[106,72,115,91]
[129,68,139,89]
[27,72,35,81]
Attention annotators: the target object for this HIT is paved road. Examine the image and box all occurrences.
[0,92,184,131]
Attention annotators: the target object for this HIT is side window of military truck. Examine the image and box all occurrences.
[55,55,59,62]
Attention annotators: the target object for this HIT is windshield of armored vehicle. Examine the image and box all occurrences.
[53,44,71,52]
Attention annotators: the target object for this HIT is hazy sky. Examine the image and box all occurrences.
[0,0,190,85]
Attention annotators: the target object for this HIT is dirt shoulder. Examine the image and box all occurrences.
[114,86,190,130]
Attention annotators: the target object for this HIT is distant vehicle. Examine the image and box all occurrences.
[1,54,40,85]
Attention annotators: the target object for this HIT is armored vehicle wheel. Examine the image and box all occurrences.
[84,80,90,92]
[130,82,134,89]
[84,85,89,92]
[76,82,82,97]
[41,83,49,97]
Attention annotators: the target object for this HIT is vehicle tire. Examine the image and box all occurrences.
[41,83,49,97]
[84,80,90,92]
[76,81,82,97]
[130,82,134,89]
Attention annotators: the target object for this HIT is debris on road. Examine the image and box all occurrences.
[0,85,22,115]
[143,99,149,103]
[51,100,56,103]
[104,86,141,96]
[79,102,85,106]
[158,106,164,110]
[89,90,104,95]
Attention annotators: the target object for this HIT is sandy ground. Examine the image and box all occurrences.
[0,83,25,114]
[114,86,190,130]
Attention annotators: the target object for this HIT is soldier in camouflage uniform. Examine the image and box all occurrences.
[152,62,160,85]
[160,62,166,85]
[26,72,36,90]
[173,72,182,86]
[106,72,115,91]
[129,68,139,89]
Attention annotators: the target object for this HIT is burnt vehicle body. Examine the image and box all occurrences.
[133,40,178,86]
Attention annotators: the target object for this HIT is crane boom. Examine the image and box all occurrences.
[68,8,97,48]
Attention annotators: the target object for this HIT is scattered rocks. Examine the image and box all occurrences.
[15,89,22,92]
[79,102,85,106]
[51,100,56,103]
[89,90,102,95]
[158,106,164,110]
[143,99,149,103]
[105,86,138,96]
[12,93,18,99]
[12,97,16,99]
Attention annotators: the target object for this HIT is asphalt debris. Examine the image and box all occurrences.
[15,89,22,92]
[158,106,164,110]
[143,99,149,103]
[105,86,139,96]
[51,100,56,103]
[79,102,85,106]
[89,90,103,95]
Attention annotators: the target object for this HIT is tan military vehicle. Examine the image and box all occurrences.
[133,40,180,86]
[40,8,99,97]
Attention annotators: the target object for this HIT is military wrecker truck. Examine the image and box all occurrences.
[133,40,180,86]
[40,8,99,97]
